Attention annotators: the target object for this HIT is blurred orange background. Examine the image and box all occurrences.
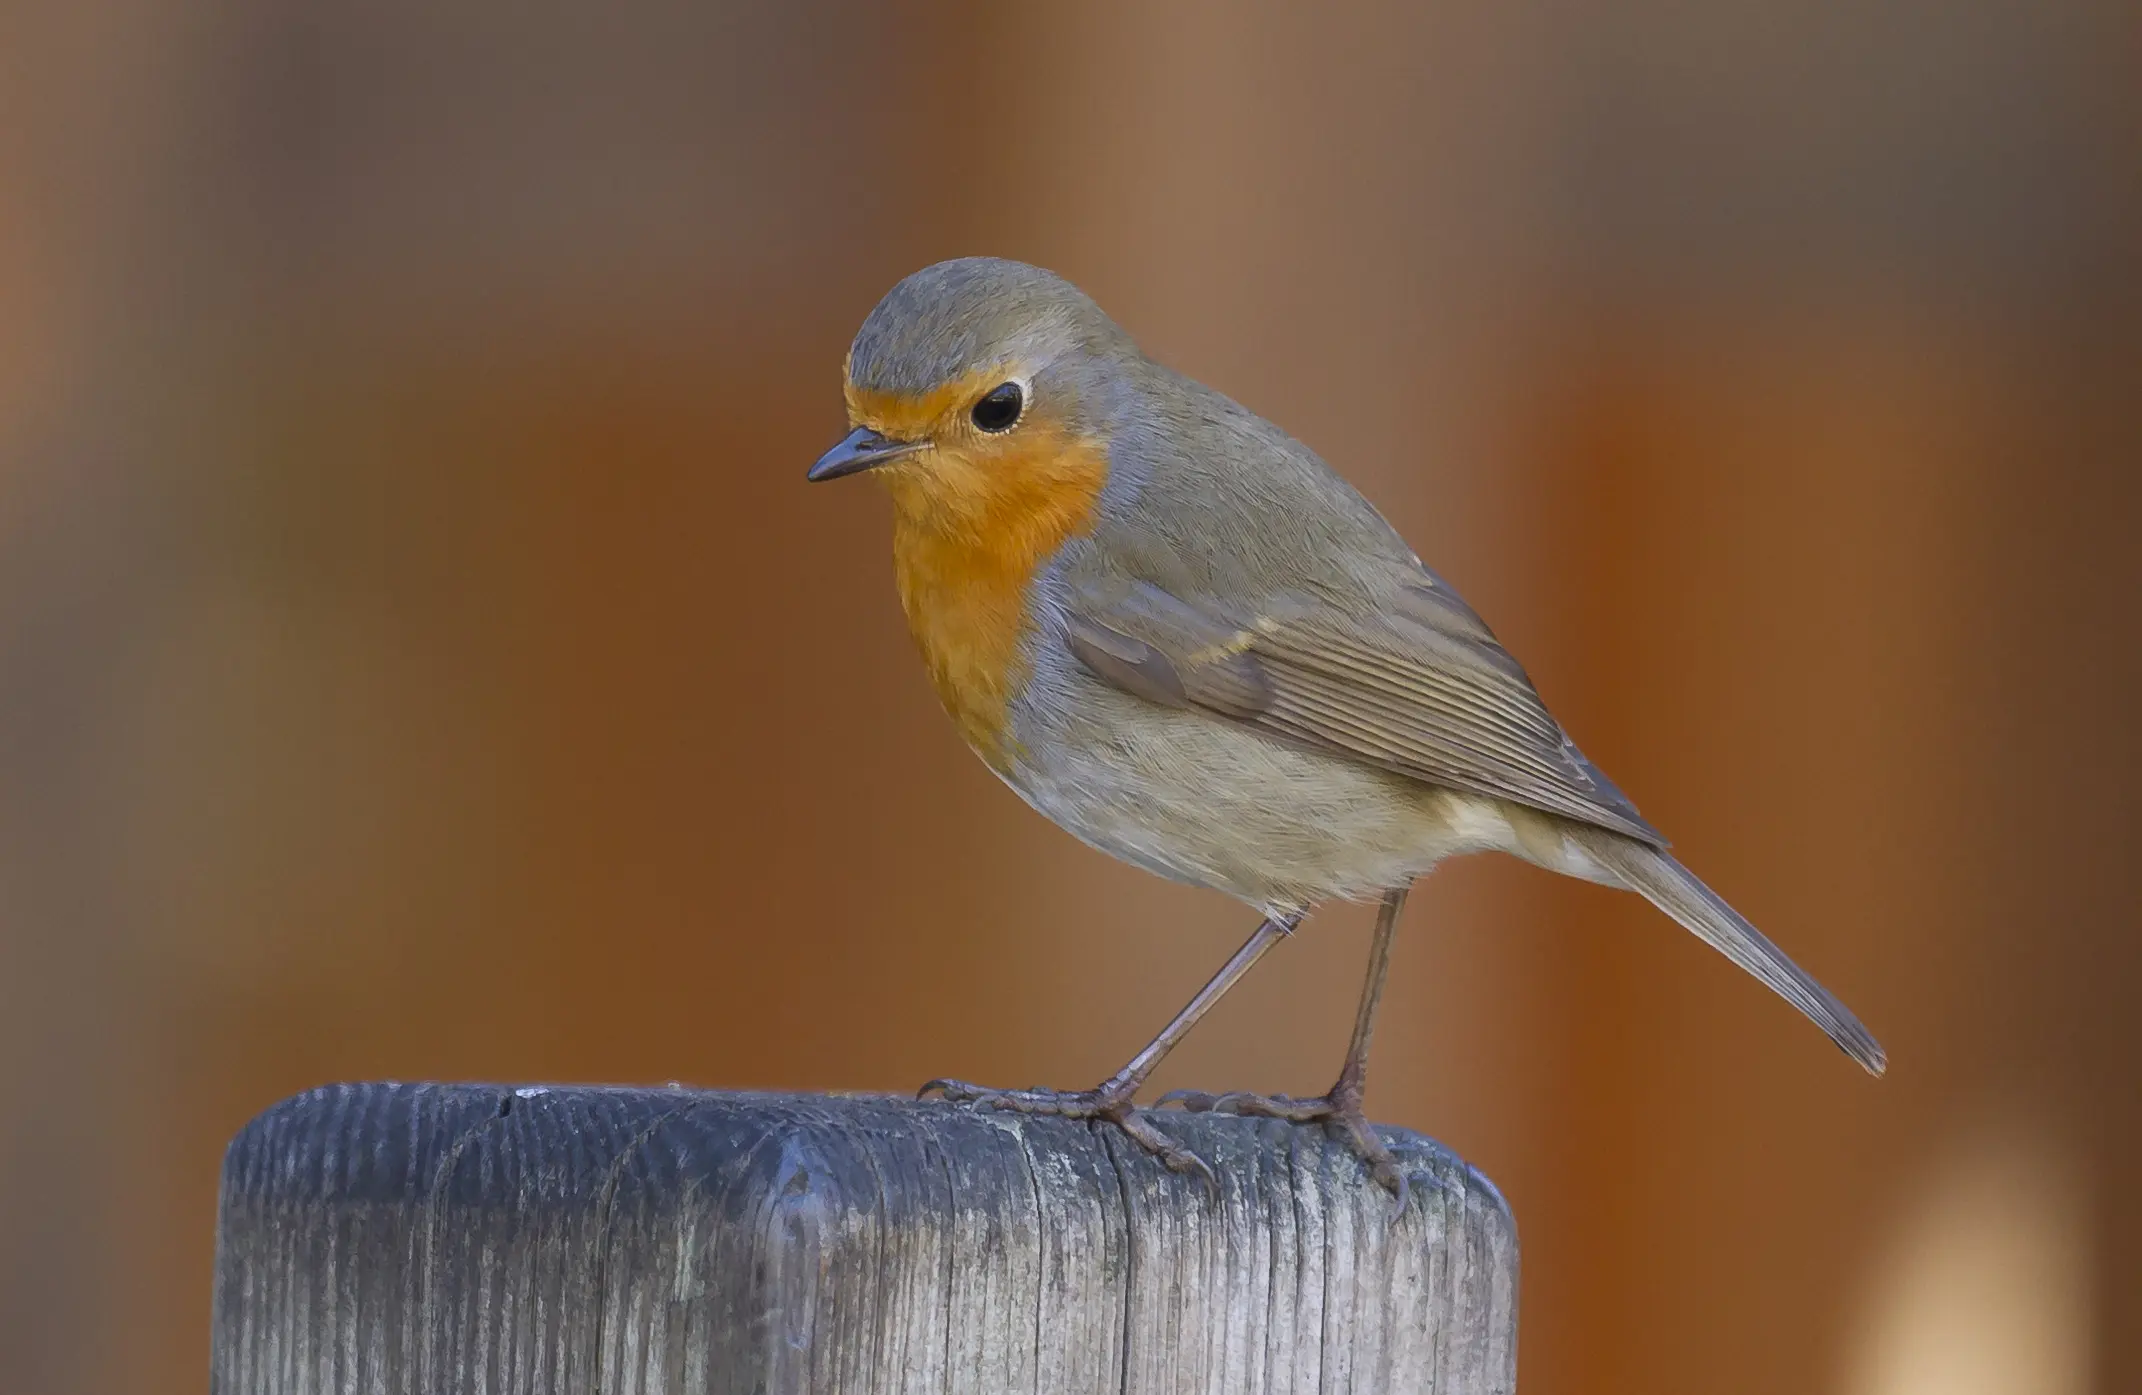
[2,4,2136,1392]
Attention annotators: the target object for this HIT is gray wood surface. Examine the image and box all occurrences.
[212,1084,1517,1394]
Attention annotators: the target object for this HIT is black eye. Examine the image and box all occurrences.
[970,381,1024,433]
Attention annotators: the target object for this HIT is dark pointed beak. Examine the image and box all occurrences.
[808,426,924,482]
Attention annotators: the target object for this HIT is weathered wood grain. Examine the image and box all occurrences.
[212,1084,1517,1393]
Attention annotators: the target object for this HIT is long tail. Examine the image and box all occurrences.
[1570,831,1887,1075]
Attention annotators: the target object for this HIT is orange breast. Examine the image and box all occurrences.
[883,433,1109,765]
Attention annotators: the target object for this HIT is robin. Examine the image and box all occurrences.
[808,257,1884,1197]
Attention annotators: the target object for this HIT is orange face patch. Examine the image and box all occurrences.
[845,368,1108,764]
[843,363,1007,446]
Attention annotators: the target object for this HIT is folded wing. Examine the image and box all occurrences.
[1063,574,1664,846]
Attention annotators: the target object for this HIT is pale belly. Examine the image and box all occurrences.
[997,645,1530,914]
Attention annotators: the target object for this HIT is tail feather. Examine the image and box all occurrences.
[1571,831,1887,1076]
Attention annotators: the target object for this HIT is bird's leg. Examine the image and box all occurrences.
[922,910,1301,1183]
[1163,885,1413,1202]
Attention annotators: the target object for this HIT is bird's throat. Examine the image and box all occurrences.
[885,435,1109,765]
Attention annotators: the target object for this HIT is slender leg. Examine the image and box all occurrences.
[921,910,1301,1181]
[1163,884,1414,1202]
[1334,882,1406,1103]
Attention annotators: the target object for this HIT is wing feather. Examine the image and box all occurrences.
[1064,577,1664,846]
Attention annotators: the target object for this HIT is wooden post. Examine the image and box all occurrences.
[211,1084,1517,1393]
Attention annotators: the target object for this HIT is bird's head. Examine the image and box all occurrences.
[808,258,1137,533]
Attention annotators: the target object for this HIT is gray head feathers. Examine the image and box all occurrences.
[846,258,1137,399]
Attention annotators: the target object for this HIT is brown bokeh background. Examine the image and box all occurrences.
[3,4,2136,1392]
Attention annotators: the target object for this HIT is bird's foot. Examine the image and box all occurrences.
[1160,1081,1410,1209]
[919,1077,1214,1186]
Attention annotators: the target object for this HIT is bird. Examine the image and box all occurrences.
[807,256,1884,1198]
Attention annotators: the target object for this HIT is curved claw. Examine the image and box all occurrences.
[1324,1112,1412,1213]
[1116,1109,1218,1192]
[1378,1164,1412,1217]
[917,1078,955,1100]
